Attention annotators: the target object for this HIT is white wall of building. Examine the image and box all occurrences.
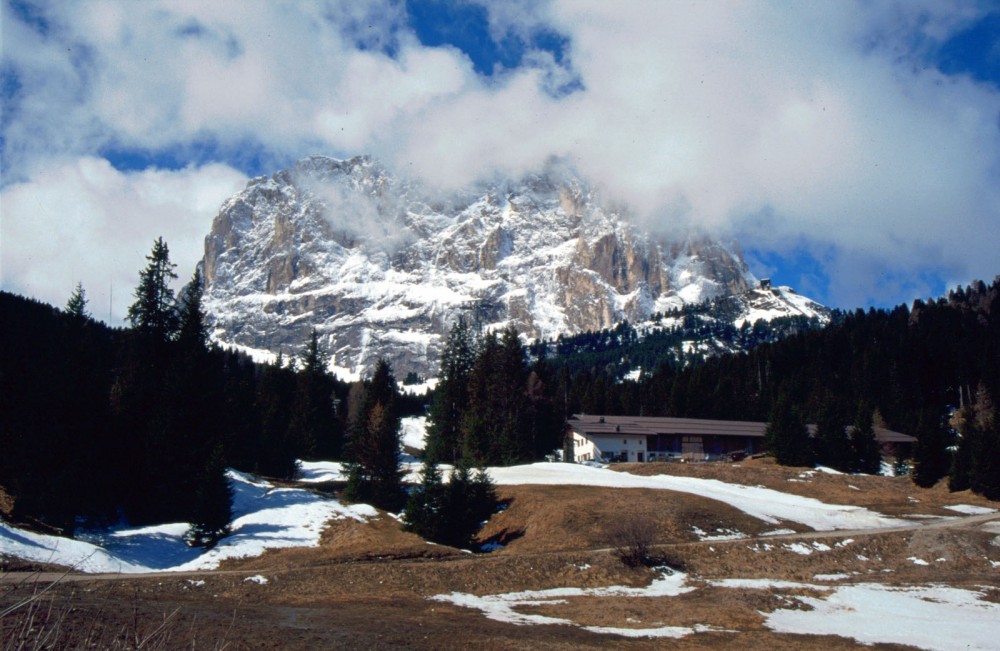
[571,432,647,463]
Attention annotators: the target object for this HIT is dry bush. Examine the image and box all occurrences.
[607,514,658,568]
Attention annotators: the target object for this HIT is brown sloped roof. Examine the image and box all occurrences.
[568,414,916,444]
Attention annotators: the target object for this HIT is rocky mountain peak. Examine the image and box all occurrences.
[200,156,799,378]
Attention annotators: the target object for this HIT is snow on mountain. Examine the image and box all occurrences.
[201,156,821,377]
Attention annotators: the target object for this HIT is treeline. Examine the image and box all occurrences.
[530,307,826,380]
[546,277,1000,499]
[0,238,423,541]
[423,318,564,467]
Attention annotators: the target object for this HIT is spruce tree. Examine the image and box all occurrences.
[850,405,882,475]
[949,404,974,491]
[425,317,476,464]
[344,359,405,511]
[403,461,446,542]
[177,268,208,351]
[766,395,814,466]
[815,398,852,471]
[186,444,233,547]
[127,237,179,341]
[255,357,299,479]
[912,408,949,488]
[287,330,340,459]
[968,384,999,498]
[65,282,89,322]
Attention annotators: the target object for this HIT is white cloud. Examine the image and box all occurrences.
[2,1,999,308]
[0,159,247,323]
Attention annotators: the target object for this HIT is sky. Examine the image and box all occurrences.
[2,0,999,323]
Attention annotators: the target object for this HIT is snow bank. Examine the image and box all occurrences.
[943,504,997,515]
[431,569,710,637]
[0,470,376,573]
[400,416,428,450]
[437,572,1000,648]
[763,582,1000,651]
[488,463,907,531]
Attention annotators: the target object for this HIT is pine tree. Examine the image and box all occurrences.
[949,404,974,491]
[186,444,233,547]
[255,358,299,479]
[850,405,882,475]
[968,384,1000,499]
[127,237,179,341]
[912,408,949,488]
[766,395,814,466]
[403,461,446,541]
[287,330,340,459]
[177,268,208,351]
[814,398,852,471]
[425,317,476,464]
[344,359,405,511]
[65,282,89,322]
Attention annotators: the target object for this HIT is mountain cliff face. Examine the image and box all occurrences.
[201,156,814,377]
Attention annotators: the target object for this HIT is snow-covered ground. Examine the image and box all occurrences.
[488,463,907,531]
[2,459,907,574]
[400,416,429,450]
[433,571,1000,648]
[0,470,375,573]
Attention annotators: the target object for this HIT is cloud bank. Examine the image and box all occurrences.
[2,0,999,313]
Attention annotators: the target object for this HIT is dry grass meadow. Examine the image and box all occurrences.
[3,459,999,649]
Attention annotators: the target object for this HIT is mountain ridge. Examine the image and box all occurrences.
[201,156,826,377]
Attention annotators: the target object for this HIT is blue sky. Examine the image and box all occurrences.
[2,0,1000,322]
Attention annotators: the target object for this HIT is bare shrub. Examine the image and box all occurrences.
[607,514,658,568]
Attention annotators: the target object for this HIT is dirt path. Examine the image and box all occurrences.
[4,511,997,586]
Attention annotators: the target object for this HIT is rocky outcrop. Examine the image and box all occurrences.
[200,156,764,377]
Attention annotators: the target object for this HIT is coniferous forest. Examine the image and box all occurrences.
[0,238,423,541]
[542,277,1000,500]
[3,236,999,545]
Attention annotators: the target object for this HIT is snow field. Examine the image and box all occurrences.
[487,462,908,531]
[433,572,1000,648]
[0,470,376,574]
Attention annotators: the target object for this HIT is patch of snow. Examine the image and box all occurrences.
[763,583,1000,651]
[297,460,348,483]
[762,529,797,536]
[399,378,438,396]
[784,543,814,555]
[581,623,731,639]
[691,526,746,541]
[814,466,843,475]
[401,416,428,450]
[244,575,268,585]
[0,470,377,573]
[813,573,851,581]
[710,578,822,591]
[908,557,930,566]
[622,367,642,382]
[943,504,998,515]
[431,569,696,634]
[487,463,907,531]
